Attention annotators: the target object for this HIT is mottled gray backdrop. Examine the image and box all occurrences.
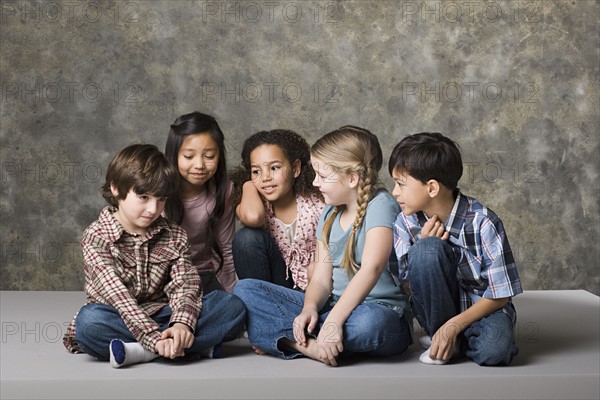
[1,0,598,294]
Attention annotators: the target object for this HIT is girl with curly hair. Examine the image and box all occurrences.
[231,129,324,291]
[233,126,411,366]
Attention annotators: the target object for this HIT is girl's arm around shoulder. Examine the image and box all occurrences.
[236,180,265,228]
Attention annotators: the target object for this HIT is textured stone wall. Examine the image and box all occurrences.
[1,1,598,293]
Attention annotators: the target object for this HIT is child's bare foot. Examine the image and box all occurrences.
[282,338,336,366]
[252,346,268,355]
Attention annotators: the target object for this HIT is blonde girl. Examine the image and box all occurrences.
[233,126,411,366]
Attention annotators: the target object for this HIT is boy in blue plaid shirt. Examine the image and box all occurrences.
[389,132,522,366]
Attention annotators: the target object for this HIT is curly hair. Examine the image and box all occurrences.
[231,129,321,205]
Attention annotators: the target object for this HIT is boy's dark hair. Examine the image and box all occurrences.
[388,132,463,190]
[231,129,321,205]
[101,144,179,207]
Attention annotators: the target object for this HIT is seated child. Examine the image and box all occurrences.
[231,130,324,290]
[234,126,411,366]
[389,132,522,366]
[62,144,246,368]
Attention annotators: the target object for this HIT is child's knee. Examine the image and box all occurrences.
[75,304,106,343]
[232,278,258,299]
[407,237,455,273]
[347,305,391,338]
[471,339,516,366]
[409,236,446,257]
[466,319,516,366]
[233,227,266,249]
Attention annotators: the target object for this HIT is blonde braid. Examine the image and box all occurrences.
[311,125,383,278]
[340,166,376,277]
[321,207,340,248]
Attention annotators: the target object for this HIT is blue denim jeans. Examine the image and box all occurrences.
[232,226,294,289]
[74,290,246,361]
[407,236,518,366]
[233,279,412,360]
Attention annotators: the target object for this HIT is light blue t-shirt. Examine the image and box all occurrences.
[316,189,407,315]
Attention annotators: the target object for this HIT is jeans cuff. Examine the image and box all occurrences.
[273,334,304,360]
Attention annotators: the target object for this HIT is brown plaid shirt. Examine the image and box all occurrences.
[63,207,202,353]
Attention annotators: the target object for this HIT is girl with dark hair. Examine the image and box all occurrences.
[231,130,324,292]
[233,126,411,366]
[164,111,236,292]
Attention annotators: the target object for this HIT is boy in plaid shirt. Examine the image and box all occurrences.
[389,133,522,366]
[63,144,245,368]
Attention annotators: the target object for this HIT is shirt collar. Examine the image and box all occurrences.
[97,206,171,243]
[414,189,466,240]
[445,189,468,239]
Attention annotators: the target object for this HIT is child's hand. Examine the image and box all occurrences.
[429,320,461,361]
[317,321,344,367]
[155,338,183,359]
[159,323,194,358]
[293,309,319,347]
[421,215,449,241]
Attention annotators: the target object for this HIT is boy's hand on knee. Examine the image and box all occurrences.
[421,215,449,241]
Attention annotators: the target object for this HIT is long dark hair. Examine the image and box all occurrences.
[164,111,228,275]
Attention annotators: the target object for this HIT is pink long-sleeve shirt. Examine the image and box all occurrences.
[180,181,237,292]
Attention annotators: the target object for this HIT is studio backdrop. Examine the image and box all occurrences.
[1,0,598,294]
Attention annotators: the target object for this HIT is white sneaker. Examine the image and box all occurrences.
[418,343,461,365]
[419,348,448,365]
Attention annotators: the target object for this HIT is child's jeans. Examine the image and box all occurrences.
[74,290,246,361]
[232,227,295,289]
[233,279,412,360]
[407,236,518,366]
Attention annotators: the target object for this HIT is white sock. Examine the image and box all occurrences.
[419,348,448,365]
[419,343,461,365]
[109,339,158,368]
[418,335,432,350]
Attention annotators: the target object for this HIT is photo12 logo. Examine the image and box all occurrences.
[1,80,143,104]
[201,81,340,103]
[0,1,140,25]
[400,1,541,25]
[200,1,344,23]
[1,161,104,186]
[401,82,540,104]
[463,161,541,184]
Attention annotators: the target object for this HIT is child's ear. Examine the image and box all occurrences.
[110,183,119,197]
[426,180,440,198]
[292,159,301,178]
[348,172,360,189]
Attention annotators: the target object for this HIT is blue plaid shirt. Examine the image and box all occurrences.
[393,190,522,322]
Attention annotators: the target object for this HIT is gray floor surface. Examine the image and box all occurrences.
[1,290,598,400]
